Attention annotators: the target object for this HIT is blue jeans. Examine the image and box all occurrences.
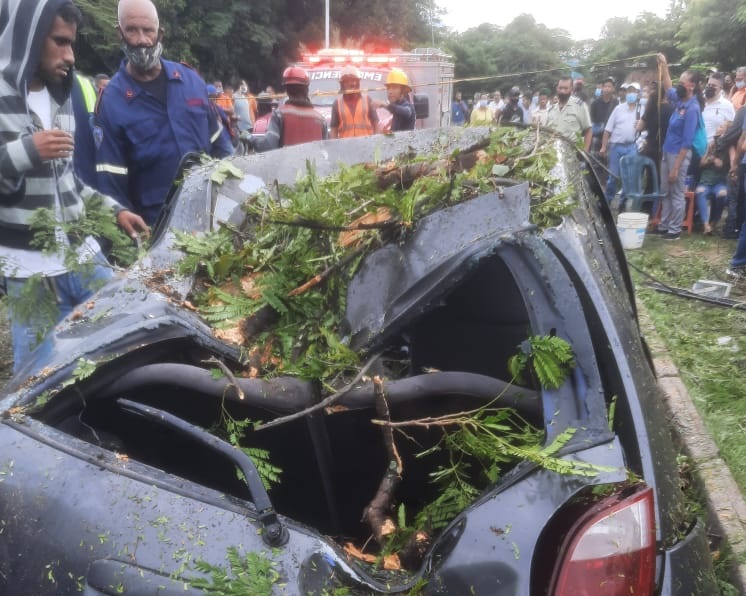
[605,143,638,203]
[694,181,727,225]
[3,255,112,374]
[731,224,746,268]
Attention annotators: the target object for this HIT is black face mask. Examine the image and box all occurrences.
[557,92,571,102]
[705,87,717,99]
[675,84,688,99]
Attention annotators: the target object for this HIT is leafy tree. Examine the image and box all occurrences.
[587,13,680,86]
[676,0,746,70]
[444,16,570,100]
[75,0,121,74]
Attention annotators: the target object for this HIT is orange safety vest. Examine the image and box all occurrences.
[279,103,326,146]
[335,94,375,138]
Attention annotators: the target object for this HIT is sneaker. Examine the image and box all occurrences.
[662,232,681,240]
[726,266,745,279]
[649,227,667,235]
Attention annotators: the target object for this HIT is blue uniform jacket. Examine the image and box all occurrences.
[95,59,233,225]
[387,98,416,132]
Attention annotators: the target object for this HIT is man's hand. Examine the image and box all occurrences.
[33,130,74,161]
[668,166,679,185]
[116,210,149,241]
[657,53,667,67]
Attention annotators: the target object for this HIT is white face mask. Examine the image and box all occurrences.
[737,80,746,90]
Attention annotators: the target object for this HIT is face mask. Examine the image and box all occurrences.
[737,80,746,90]
[557,92,571,102]
[705,87,717,99]
[479,100,488,108]
[626,93,638,104]
[122,41,163,72]
[531,95,538,106]
[594,88,602,98]
[675,84,688,99]
[239,85,247,94]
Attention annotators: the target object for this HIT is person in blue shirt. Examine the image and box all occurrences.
[94,0,233,226]
[373,68,416,132]
[652,53,703,240]
[452,91,468,126]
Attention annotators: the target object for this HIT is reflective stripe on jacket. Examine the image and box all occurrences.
[336,95,375,138]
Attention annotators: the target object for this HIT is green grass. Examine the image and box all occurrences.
[627,233,745,592]
[626,234,746,491]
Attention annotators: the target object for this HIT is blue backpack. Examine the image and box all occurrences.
[692,114,707,158]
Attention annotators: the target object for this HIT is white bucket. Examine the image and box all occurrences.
[617,212,649,249]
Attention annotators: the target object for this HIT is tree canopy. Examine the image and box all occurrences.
[71,0,746,94]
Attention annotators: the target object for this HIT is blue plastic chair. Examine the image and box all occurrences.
[618,154,664,214]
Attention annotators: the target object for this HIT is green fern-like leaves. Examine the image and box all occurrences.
[190,547,280,595]
[28,196,139,267]
[508,335,576,389]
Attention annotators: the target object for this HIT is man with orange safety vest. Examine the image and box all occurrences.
[330,66,379,138]
[251,66,328,152]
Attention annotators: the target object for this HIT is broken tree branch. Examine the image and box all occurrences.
[287,245,368,297]
[253,354,380,431]
[363,376,402,546]
[202,356,245,401]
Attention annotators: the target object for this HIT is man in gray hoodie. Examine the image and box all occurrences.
[0,0,147,373]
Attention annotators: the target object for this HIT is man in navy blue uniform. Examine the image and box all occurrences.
[95,0,233,225]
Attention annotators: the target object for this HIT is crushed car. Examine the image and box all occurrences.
[0,125,717,595]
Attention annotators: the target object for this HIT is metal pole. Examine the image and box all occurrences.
[325,0,330,48]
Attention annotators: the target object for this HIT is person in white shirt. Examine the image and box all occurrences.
[600,82,642,203]
[531,90,550,126]
[488,90,504,120]
[702,73,735,142]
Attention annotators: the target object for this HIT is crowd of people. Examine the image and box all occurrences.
[451,57,746,273]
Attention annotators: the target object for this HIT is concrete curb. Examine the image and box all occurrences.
[638,305,746,592]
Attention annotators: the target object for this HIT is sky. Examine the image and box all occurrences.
[435,0,672,41]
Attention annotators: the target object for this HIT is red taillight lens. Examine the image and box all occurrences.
[551,486,656,596]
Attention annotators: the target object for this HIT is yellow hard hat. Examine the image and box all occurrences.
[386,68,410,90]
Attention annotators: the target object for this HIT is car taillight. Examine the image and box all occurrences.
[550,486,656,596]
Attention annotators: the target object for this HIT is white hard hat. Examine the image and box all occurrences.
[340,65,361,80]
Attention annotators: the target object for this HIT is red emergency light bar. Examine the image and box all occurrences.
[302,48,398,66]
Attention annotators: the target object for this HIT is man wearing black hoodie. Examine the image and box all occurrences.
[0,0,147,373]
